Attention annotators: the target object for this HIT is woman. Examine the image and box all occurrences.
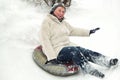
[40,3,118,78]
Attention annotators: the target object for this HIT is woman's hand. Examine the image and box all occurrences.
[89,27,100,35]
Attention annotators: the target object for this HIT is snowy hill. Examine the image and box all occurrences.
[0,0,120,80]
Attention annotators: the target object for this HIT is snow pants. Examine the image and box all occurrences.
[56,46,110,72]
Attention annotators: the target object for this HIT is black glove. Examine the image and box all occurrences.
[89,27,100,35]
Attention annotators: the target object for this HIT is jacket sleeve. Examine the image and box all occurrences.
[65,22,90,36]
[40,21,56,61]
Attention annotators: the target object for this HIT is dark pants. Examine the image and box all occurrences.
[56,46,109,70]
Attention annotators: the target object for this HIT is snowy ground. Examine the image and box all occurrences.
[0,0,120,80]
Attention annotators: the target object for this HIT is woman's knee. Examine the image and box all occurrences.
[67,47,80,56]
[57,46,80,60]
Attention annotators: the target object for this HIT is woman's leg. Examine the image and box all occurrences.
[76,46,118,68]
[57,46,88,66]
[57,46,104,78]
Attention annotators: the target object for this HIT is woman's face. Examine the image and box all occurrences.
[53,6,65,20]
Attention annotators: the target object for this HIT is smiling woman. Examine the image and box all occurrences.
[1,0,120,80]
[38,2,119,78]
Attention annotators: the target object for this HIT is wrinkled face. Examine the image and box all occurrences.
[53,6,65,20]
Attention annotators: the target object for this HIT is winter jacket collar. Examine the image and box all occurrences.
[47,14,64,23]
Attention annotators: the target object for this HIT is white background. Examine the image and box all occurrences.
[0,0,120,80]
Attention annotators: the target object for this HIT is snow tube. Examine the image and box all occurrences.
[32,45,80,76]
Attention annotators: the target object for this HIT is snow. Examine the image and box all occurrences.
[0,0,120,80]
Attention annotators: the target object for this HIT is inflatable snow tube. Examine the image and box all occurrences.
[32,45,80,76]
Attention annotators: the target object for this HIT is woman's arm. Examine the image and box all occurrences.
[40,21,56,61]
[65,22,90,36]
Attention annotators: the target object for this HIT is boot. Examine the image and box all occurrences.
[109,58,118,66]
[82,62,105,78]
[89,69,105,78]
